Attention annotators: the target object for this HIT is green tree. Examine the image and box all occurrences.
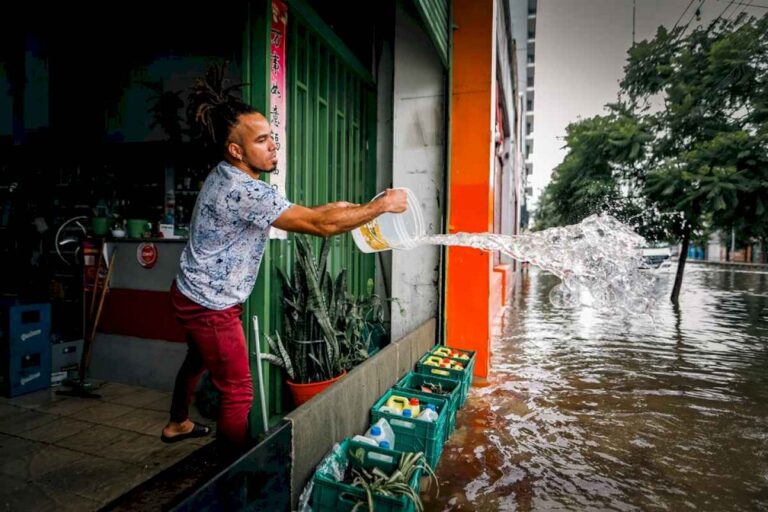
[536,13,768,303]
[533,107,665,239]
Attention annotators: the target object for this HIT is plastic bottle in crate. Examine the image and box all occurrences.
[365,418,395,449]
[386,395,421,416]
[433,346,451,357]
[407,397,421,416]
[452,351,470,361]
[352,435,379,447]
[378,404,400,415]
[417,403,439,422]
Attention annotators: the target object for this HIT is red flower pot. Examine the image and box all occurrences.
[286,370,347,406]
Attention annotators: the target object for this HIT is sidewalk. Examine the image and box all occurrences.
[0,382,212,511]
[687,259,768,270]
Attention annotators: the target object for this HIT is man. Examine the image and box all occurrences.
[161,102,406,446]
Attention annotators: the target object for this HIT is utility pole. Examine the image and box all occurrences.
[632,0,636,45]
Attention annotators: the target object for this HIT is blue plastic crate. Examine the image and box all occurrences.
[0,302,51,397]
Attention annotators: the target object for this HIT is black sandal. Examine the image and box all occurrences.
[160,423,212,443]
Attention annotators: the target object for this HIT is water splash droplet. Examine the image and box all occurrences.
[416,214,657,315]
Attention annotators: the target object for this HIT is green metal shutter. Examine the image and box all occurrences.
[243,0,378,433]
[413,0,449,67]
[287,8,377,298]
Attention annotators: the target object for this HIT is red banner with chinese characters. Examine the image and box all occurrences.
[270,0,288,239]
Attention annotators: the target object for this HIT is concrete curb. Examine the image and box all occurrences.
[285,318,436,509]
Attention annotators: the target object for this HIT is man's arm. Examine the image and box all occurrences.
[272,189,407,237]
[308,201,356,213]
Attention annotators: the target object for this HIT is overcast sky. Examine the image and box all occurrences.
[532,0,766,206]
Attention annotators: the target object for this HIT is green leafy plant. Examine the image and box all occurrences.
[186,61,246,147]
[348,450,438,512]
[338,278,403,367]
[142,81,185,142]
[534,14,768,301]
[264,235,404,383]
[419,381,450,396]
[263,235,345,384]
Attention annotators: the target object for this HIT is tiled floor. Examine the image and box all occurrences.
[0,382,214,511]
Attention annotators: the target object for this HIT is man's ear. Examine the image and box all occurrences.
[227,142,243,161]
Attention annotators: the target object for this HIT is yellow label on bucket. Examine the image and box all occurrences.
[359,221,389,250]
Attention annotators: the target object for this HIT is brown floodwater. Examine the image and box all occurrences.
[424,265,768,511]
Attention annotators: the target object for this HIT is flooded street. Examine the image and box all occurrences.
[426,265,768,511]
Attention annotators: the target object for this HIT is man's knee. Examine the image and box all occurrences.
[220,376,253,406]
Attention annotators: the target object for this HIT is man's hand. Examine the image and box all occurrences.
[273,190,407,237]
[377,188,408,214]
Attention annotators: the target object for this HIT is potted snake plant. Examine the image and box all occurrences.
[264,235,351,405]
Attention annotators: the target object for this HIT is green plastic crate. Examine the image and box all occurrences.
[416,348,476,408]
[430,345,476,368]
[370,389,449,468]
[312,438,422,512]
[394,371,460,439]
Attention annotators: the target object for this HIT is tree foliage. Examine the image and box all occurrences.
[534,13,768,300]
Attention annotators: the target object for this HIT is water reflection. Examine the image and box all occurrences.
[425,265,768,511]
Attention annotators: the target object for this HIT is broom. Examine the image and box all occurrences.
[57,246,117,398]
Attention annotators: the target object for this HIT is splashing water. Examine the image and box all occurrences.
[417,214,657,316]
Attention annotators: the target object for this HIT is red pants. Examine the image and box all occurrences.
[170,282,253,445]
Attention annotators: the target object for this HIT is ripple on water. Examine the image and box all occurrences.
[427,267,768,511]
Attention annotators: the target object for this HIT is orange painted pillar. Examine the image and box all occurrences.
[445,0,496,378]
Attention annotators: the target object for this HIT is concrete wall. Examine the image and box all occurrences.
[509,0,534,222]
[375,13,396,313]
[509,0,532,99]
[390,1,446,340]
[707,232,724,263]
[90,334,186,391]
[286,318,435,509]
[107,240,184,291]
[91,240,186,390]
[499,138,518,266]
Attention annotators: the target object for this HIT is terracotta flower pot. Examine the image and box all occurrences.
[287,370,347,406]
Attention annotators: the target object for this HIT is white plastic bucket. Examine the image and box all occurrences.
[351,187,425,253]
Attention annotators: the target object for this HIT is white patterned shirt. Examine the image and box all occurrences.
[176,161,292,310]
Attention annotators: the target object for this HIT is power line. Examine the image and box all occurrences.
[728,0,754,19]
[718,0,768,9]
[716,0,738,19]
[674,0,698,29]
[676,0,708,40]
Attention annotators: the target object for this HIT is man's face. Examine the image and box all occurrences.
[231,113,278,173]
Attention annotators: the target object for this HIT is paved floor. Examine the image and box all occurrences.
[0,382,214,511]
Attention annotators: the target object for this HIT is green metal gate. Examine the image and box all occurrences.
[286,5,377,298]
[413,0,449,67]
[242,0,377,434]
